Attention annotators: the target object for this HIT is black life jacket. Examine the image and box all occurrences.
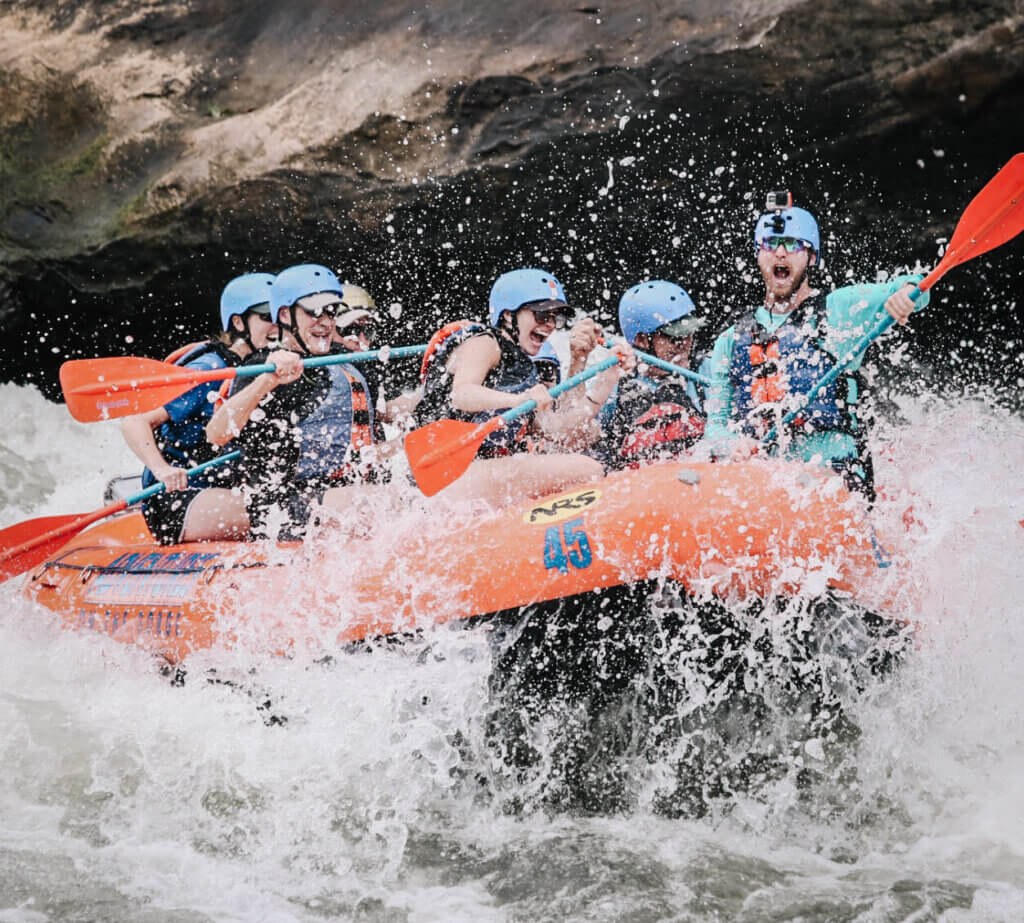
[414,321,539,457]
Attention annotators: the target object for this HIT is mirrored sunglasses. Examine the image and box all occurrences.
[531,307,572,329]
[297,300,344,319]
[759,236,812,253]
[245,302,273,318]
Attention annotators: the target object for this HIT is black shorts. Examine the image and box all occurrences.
[244,481,328,542]
[141,487,204,545]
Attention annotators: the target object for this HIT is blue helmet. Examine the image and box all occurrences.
[488,269,567,327]
[270,263,344,323]
[532,339,562,384]
[618,280,704,345]
[219,273,276,331]
[754,206,820,255]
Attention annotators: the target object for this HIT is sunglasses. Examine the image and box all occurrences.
[296,301,344,319]
[337,320,378,339]
[759,236,812,253]
[530,307,572,329]
[654,328,694,344]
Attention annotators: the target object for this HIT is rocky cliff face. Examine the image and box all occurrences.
[1,0,1022,398]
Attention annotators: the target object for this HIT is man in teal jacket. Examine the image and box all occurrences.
[702,194,926,499]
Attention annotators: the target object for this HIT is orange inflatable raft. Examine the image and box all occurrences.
[23,460,907,663]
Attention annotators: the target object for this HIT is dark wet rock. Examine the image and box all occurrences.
[0,0,1022,399]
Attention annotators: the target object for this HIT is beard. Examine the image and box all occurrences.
[761,260,810,307]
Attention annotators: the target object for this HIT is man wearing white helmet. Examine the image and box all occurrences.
[332,283,378,354]
[330,281,421,435]
[702,192,927,500]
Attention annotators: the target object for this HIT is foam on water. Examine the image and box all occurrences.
[2,381,1024,921]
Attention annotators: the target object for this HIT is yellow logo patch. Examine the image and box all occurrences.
[523,488,602,525]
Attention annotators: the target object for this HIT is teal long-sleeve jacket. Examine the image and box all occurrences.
[702,275,929,465]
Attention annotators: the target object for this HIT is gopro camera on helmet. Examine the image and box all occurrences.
[765,190,793,212]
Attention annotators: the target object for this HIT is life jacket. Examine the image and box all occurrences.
[141,340,242,489]
[293,363,378,482]
[729,295,875,501]
[164,340,238,368]
[414,320,537,457]
[612,377,705,468]
[729,294,864,441]
[165,340,238,408]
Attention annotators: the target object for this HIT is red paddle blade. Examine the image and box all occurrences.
[60,356,235,422]
[405,417,502,497]
[0,507,119,581]
[922,153,1024,290]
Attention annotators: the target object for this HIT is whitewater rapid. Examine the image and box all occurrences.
[2,380,1024,922]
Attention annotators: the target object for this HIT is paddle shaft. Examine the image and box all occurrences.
[760,289,919,444]
[235,343,427,377]
[603,334,711,386]
[68,344,428,397]
[414,355,621,469]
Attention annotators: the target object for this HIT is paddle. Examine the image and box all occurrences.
[60,343,428,423]
[762,152,1024,444]
[0,451,241,582]
[406,355,621,496]
[602,334,711,386]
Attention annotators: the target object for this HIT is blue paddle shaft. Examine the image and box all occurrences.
[234,343,427,378]
[127,451,242,506]
[603,334,711,386]
[499,355,620,424]
[763,287,922,443]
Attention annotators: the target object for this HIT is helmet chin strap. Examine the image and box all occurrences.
[228,314,255,352]
[238,314,259,351]
[280,311,312,355]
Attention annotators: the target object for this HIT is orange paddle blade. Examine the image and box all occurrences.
[405,417,503,497]
[0,504,124,581]
[60,356,237,422]
[922,153,1024,290]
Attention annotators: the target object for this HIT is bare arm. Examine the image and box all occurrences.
[567,317,603,377]
[448,336,553,414]
[537,342,636,449]
[121,407,190,491]
[379,388,422,428]
[206,350,303,447]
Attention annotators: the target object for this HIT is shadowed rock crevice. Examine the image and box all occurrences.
[0,0,1021,400]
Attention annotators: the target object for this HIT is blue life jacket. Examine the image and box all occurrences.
[294,363,377,481]
[142,340,240,489]
[415,322,539,456]
[729,294,862,441]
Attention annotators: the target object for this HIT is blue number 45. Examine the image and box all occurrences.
[543,517,593,574]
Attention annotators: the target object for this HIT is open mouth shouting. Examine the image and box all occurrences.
[527,326,551,352]
[761,256,806,303]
